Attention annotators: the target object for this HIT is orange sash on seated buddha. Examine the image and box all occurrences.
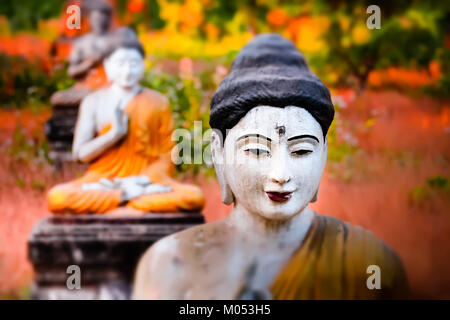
[47,88,205,214]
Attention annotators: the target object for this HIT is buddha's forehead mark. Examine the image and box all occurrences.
[275,124,286,136]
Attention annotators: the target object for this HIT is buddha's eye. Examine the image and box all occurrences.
[292,149,312,156]
[244,148,270,156]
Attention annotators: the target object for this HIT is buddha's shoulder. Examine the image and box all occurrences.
[81,87,110,105]
[134,220,234,298]
[317,214,398,260]
[271,214,409,299]
[141,220,228,266]
[139,88,169,108]
[316,214,407,282]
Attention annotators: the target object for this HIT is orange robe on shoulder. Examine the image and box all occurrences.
[47,88,205,214]
[271,214,409,299]
[75,64,108,90]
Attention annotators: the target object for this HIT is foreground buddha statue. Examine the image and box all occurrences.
[133,34,408,299]
[47,38,205,214]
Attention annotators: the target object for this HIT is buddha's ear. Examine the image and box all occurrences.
[211,130,235,205]
[322,134,328,172]
[311,135,328,203]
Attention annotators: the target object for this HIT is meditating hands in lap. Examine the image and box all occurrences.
[81,176,172,202]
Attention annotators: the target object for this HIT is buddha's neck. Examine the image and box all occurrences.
[226,203,315,244]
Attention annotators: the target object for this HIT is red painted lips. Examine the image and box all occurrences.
[266,191,292,202]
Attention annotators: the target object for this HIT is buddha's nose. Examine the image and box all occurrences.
[268,154,291,185]
[270,173,291,185]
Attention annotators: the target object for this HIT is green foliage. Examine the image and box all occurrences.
[204,0,238,33]
[315,3,446,90]
[427,175,449,191]
[427,76,450,98]
[409,174,450,206]
[31,179,46,191]
[7,123,51,164]
[116,0,166,30]
[141,68,200,127]
[326,105,357,164]
[372,20,439,69]
[0,0,65,31]
[424,48,450,98]
[0,54,74,109]
[146,0,166,29]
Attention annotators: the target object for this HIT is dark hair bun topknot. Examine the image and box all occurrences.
[209,33,334,139]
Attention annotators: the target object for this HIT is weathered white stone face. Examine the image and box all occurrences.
[104,48,144,89]
[212,106,328,221]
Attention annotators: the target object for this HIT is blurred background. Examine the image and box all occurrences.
[0,0,449,299]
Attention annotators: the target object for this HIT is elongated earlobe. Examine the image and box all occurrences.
[310,188,319,203]
[311,135,328,204]
[219,173,234,205]
[321,135,328,173]
[211,131,235,205]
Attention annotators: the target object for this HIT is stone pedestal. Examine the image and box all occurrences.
[28,213,204,300]
[45,105,78,161]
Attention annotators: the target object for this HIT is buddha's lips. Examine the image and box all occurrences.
[266,191,292,202]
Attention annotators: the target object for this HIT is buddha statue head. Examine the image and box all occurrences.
[103,30,145,90]
[209,34,334,221]
[83,1,112,35]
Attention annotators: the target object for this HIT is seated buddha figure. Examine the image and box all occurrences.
[51,1,115,108]
[133,34,408,299]
[47,37,205,214]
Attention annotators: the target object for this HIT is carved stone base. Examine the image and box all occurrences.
[45,105,79,154]
[28,213,204,300]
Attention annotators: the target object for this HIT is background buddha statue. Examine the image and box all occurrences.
[46,1,126,154]
[133,34,408,300]
[46,35,205,215]
[50,0,114,108]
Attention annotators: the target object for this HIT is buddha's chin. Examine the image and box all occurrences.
[258,195,307,221]
[257,200,304,221]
